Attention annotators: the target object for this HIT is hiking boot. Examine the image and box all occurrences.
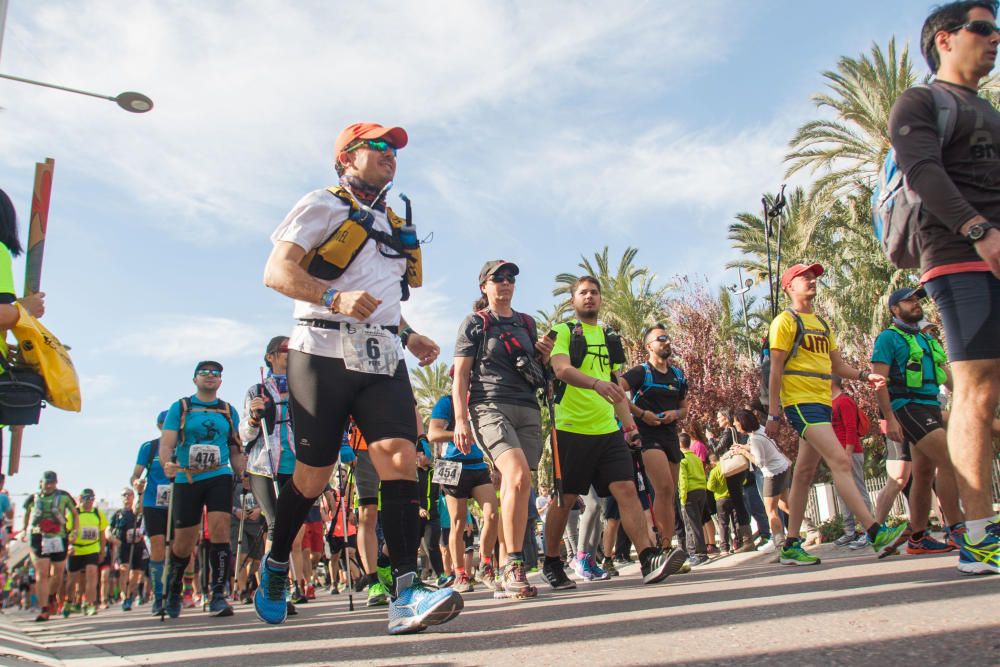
[956,518,999,575]
[906,533,955,555]
[452,573,474,593]
[602,557,620,577]
[833,532,858,547]
[541,559,577,590]
[478,563,497,591]
[642,548,687,584]
[366,581,390,606]
[387,577,464,636]
[780,539,820,566]
[209,593,234,617]
[871,522,910,558]
[586,554,611,581]
[253,556,289,625]
[496,560,537,600]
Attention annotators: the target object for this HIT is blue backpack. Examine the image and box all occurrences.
[872,83,957,269]
[631,362,686,406]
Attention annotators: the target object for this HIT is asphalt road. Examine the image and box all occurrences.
[1,544,997,666]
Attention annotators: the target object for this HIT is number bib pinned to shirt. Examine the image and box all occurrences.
[434,459,462,487]
[155,484,171,508]
[341,325,399,376]
[79,526,99,542]
[188,444,222,472]
[41,536,64,555]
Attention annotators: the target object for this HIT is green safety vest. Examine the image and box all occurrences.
[888,326,947,395]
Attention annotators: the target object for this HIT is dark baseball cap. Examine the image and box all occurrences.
[80,488,95,499]
[41,470,57,483]
[478,260,519,285]
[194,360,223,376]
[888,286,926,309]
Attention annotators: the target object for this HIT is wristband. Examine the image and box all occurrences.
[623,423,637,434]
[767,414,782,422]
[399,326,414,348]
[322,287,339,310]
[858,368,867,381]
[591,378,600,390]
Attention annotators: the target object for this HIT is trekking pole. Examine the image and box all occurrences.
[201,510,210,612]
[631,448,659,546]
[234,484,247,600]
[338,464,355,611]
[543,330,563,508]
[257,367,301,587]
[126,506,143,602]
[161,472,175,623]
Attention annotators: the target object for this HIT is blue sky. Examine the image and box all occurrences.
[0,1,934,507]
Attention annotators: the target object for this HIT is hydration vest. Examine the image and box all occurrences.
[759,308,832,406]
[177,397,241,451]
[474,309,545,390]
[887,325,948,399]
[631,362,687,408]
[554,320,626,403]
[300,186,423,301]
[30,491,70,535]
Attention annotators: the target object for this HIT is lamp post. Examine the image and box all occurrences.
[0,1,153,113]
[761,184,787,318]
[728,265,754,357]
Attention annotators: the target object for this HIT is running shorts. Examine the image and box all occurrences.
[556,430,635,498]
[470,402,544,470]
[640,429,682,464]
[302,520,325,553]
[761,468,791,497]
[924,271,1000,362]
[895,403,945,447]
[784,403,833,437]
[326,533,358,554]
[67,552,100,572]
[142,506,168,538]
[354,450,380,506]
[29,533,67,562]
[441,467,492,500]
[885,437,912,463]
[118,543,148,569]
[287,350,418,468]
[172,474,232,529]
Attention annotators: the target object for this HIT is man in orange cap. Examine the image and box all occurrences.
[764,263,909,566]
[258,122,462,635]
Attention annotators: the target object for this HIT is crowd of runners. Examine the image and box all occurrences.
[0,0,999,640]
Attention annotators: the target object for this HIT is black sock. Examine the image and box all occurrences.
[544,555,562,567]
[210,543,230,595]
[377,548,391,569]
[866,523,881,543]
[379,480,421,592]
[910,529,926,541]
[270,480,319,563]
[167,553,189,595]
[638,547,657,569]
[366,572,379,588]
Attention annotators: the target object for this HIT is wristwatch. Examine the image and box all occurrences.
[965,221,996,242]
[767,414,782,422]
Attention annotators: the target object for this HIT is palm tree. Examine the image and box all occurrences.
[785,38,917,198]
[410,362,451,422]
[553,246,671,363]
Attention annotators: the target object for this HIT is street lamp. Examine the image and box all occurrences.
[728,264,755,357]
[0,1,152,113]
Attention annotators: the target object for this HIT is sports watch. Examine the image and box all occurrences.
[965,221,996,242]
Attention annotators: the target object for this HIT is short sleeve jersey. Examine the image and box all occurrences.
[136,440,172,508]
[769,310,837,407]
[0,243,17,359]
[69,507,107,555]
[552,321,620,435]
[622,362,688,442]
[429,395,487,469]
[871,329,942,411]
[453,311,539,408]
[162,396,238,484]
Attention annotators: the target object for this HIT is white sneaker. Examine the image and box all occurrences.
[758,540,777,554]
[848,534,870,550]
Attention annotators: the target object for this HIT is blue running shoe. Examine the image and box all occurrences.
[209,593,234,617]
[586,554,610,581]
[122,595,134,612]
[388,574,464,636]
[254,556,290,625]
[957,519,999,576]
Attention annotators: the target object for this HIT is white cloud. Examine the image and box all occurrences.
[401,280,466,361]
[110,315,267,362]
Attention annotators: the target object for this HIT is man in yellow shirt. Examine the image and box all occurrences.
[66,489,107,616]
[765,263,908,565]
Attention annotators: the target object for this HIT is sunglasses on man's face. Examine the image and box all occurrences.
[346,139,397,156]
[196,369,222,377]
[648,335,670,344]
[489,273,516,284]
[950,19,1000,37]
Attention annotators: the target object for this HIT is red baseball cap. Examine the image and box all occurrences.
[780,263,824,289]
[334,122,408,155]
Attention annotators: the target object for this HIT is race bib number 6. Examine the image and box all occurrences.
[188,444,222,472]
[342,325,399,376]
[434,459,462,487]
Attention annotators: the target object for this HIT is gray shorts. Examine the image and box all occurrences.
[762,467,791,498]
[470,401,543,470]
[354,449,380,505]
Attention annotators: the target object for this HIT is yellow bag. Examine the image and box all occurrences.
[11,303,81,412]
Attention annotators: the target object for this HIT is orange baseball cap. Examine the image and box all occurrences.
[334,122,408,155]
[780,263,824,289]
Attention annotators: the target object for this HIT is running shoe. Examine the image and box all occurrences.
[387,578,464,636]
[541,559,577,590]
[906,533,955,555]
[253,556,290,625]
[601,557,620,577]
[833,532,858,547]
[643,548,687,584]
[478,563,497,591]
[871,522,910,559]
[586,554,611,581]
[946,524,966,550]
[956,519,999,575]
[83,604,97,617]
[572,556,594,581]
[367,581,390,606]
[436,573,455,588]
[496,560,537,600]
[287,602,297,616]
[122,595,134,612]
[780,539,820,566]
[677,560,692,574]
[165,580,183,619]
[329,585,339,595]
[151,595,163,616]
[35,608,50,622]
[687,554,710,567]
[377,565,394,589]
[61,604,70,618]
[305,583,316,600]
[758,540,777,554]
[291,583,308,605]
[706,544,720,556]
[182,590,196,608]
[848,534,870,550]
[452,573,474,593]
[209,593,234,617]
